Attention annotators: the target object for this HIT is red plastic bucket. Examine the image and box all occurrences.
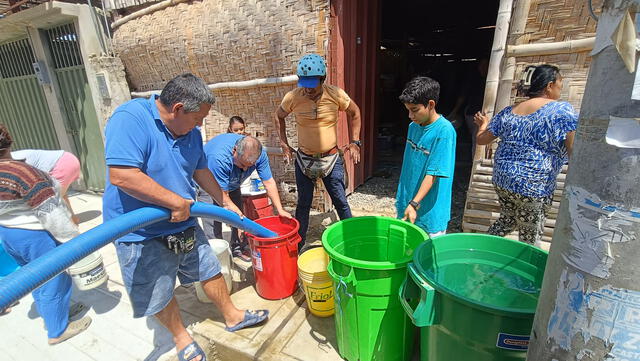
[246,216,300,300]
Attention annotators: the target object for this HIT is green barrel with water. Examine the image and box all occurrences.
[322,216,428,361]
[400,233,548,361]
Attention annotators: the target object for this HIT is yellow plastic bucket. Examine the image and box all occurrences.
[298,247,334,317]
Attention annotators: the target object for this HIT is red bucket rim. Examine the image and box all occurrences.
[247,216,300,243]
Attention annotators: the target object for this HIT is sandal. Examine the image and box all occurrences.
[45,302,87,330]
[178,341,207,361]
[224,309,269,332]
[48,316,92,345]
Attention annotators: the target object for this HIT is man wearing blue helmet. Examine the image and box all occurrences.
[274,53,362,251]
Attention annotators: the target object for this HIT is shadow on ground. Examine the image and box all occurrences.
[304,311,340,356]
[76,210,102,223]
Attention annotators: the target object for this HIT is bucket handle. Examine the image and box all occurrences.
[288,237,299,247]
[326,259,357,287]
[286,237,299,254]
[399,263,437,327]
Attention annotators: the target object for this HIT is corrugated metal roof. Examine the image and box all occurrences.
[0,0,50,17]
[105,0,159,11]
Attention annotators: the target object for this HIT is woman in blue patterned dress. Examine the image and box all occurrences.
[473,65,578,245]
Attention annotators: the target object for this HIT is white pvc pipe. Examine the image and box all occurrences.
[131,75,298,98]
[208,75,298,90]
[505,37,595,57]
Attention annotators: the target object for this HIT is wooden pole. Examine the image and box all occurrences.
[476,0,514,161]
[493,0,532,160]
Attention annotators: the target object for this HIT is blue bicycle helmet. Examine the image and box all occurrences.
[297,54,326,88]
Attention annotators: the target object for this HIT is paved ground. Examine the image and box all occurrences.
[0,191,346,361]
[0,191,184,361]
[0,174,436,361]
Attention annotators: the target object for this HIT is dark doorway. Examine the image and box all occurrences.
[377,0,499,161]
[369,0,500,231]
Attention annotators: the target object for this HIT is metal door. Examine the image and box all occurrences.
[0,38,60,150]
[329,0,380,193]
[46,23,106,191]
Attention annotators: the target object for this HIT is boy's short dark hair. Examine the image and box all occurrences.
[398,76,440,106]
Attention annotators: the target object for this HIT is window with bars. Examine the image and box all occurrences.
[45,23,83,69]
[0,38,37,79]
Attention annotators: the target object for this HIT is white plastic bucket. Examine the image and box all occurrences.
[68,251,108,291]
[195,238,233,303]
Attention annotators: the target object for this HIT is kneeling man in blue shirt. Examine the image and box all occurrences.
[199,133,292,259]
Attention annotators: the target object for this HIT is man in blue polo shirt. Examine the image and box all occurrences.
[198,134,292,260]
[103,74,268,361]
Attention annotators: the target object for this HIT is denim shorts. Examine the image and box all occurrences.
[115,225,221,318]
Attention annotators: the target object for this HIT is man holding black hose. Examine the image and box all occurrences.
[103,73,268,361]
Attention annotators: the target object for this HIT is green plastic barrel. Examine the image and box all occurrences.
[322,216,428,361]
[399,233,548,361]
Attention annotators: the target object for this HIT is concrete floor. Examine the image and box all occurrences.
[0,192,181,361]
[0,191,346,361]
[183,284,343,361]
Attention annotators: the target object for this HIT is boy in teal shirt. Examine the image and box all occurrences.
[396,77,456,237]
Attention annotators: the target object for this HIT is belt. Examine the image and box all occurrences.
[299,146,339,158]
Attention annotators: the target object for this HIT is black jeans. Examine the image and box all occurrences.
[197,188,244,249]
[295,155,352,247]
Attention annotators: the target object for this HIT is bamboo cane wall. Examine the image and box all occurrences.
[112,0,330,208]
[509,0,603,111]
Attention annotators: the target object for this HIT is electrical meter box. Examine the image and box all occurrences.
[32,61,51,85]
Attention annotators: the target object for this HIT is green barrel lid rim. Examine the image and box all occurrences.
[321,216,429,270]
[412,233,548,317]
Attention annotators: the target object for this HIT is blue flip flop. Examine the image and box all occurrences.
[225,309,269,332]
[178,341,207,361]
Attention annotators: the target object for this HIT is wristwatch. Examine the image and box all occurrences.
[351,140,362,147]
[409,200,420,211]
